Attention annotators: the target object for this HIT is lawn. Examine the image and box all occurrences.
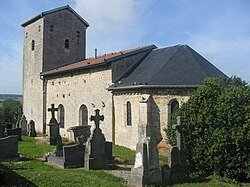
[1,137,249,187]
[1,136,127,187]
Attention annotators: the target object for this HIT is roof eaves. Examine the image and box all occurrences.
[41,45,157,76]
[108,85,200,91]
[41,60,109,77]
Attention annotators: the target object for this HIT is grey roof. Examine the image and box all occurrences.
[21,5,89,27]
[109,44,225,90]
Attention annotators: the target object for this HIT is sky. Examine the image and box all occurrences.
[0,0,249,94]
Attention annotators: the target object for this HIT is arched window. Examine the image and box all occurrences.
[31,40,35,51]
[79,104,88,126]
[58,104,65,128]
[169,99,179,120]
[127,101,132,126]
[65,39,69,49]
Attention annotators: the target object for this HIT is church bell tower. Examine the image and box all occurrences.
[22,5,89,133]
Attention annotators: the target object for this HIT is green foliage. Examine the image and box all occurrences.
[166,76,250,182]
[0,99,22,125]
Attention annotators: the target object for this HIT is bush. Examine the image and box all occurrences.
[165,76,250,182]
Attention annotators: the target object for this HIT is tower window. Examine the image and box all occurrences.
[77,31,80,37]
[127,101,132,126]
[65,39,69,49]
[50,25,54,31]
[31,40,35,51]
[38,25,41,32]
[25,32,28,38]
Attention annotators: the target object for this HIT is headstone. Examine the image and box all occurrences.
[130,95,162,186]
[84,109,108,170]
[28,120,37,137]
[105,141,113,163]
[0,168,5,186]
[47,141,84,168]
[0,125,5,138]
[47,104,60,145]
[19,114,28,135]
[67,125,91,143]
[6,128,21,141]
[0,135,20,161]
[162,117,189,185]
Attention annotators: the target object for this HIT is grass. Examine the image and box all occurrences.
[19,136,55,158]
[112,144,168,165]
[174,175,250,187]
[1,137,249,187]
[113,144,135,164]
[1,136,127,187]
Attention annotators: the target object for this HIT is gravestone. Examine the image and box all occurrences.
[19,114,28,135]
[0,125,5,138]
[6,128,21,141]
[162,117,189,185]
[84,109,108,170]
[0,135,19,161]
[47,104,60,145]
[47,135,85,168]
[28,120,37,137]
[67,125,91,143]
[105,141,113,163]
[130,95,162,186]
[0,168,5,186]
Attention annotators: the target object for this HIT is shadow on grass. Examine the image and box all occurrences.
[0,162,38,187]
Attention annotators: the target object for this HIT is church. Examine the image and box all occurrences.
[22,5,224,150]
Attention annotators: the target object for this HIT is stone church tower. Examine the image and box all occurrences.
[22,5,89,133]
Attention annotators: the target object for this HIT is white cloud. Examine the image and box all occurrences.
[73,0,151,56]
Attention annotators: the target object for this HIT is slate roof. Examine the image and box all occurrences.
[41,45,156,76]
[21,5,89,27]
[109,44,225,90]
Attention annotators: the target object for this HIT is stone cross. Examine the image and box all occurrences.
[174,116,184,151]
[48,104,58,120]
[90,109,104,129]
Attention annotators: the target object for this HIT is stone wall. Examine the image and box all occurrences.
[22,18,44,133]
[45,66,113,141]
[112,89,193,150]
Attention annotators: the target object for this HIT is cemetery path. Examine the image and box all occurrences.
[106,164,137,187]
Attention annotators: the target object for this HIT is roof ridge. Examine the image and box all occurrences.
[21,5,89,27]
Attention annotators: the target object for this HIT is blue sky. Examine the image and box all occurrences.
[0,0,249,94]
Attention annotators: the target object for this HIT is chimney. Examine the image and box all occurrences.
[95,48,97,58]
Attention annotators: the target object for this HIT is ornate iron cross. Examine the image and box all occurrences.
[90,109,104,129]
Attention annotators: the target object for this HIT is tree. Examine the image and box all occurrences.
[0,99,22,126]
[165,76,250,182]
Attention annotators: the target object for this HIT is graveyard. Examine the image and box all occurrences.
[0,80,249,187]
[0,136,245,187]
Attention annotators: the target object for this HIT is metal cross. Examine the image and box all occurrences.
[48,104,58,119]
[90,109,104,129]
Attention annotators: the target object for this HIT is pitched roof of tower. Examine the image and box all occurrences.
[109,44,226,90]
[21,5,89,27]
[41,45,157,76]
